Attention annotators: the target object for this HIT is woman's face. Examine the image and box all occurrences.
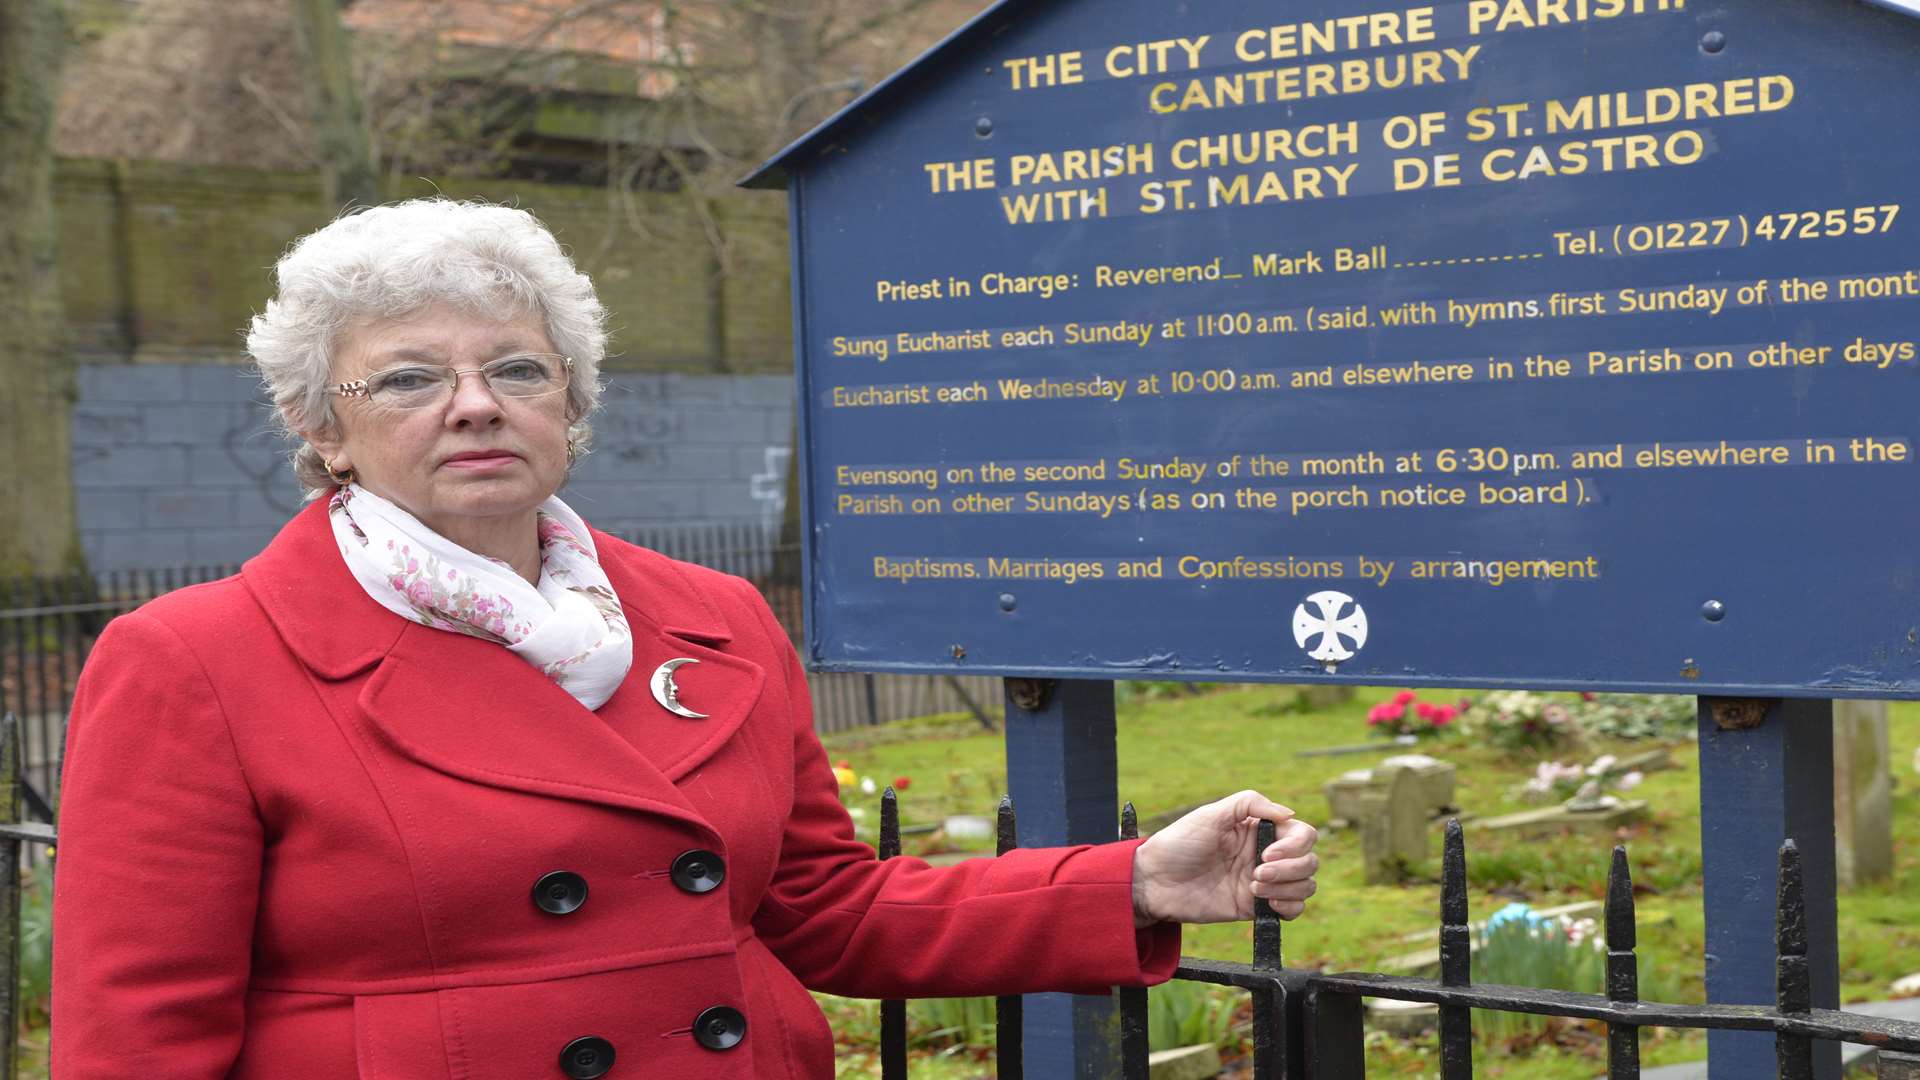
[306,302,574,541]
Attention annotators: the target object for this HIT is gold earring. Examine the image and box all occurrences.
[565,439,578,467]
[325,458,354,485]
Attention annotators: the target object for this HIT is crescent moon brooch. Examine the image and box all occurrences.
[649,658,708,719]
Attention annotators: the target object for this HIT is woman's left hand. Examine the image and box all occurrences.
[1130,790,1318,927]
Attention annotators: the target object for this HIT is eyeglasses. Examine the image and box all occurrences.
[333,353,574,409]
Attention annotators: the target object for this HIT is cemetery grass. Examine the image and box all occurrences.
[815,687,1920,1078]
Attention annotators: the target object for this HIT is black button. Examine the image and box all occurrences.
[693,1006,746,1051]
[671,849,726,894]
[558,1035,614,1078]
[533,871,588,915]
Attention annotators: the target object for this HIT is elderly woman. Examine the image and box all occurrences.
[51,199,1318,1079]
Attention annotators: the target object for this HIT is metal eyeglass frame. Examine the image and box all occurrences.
[333,354,575,405]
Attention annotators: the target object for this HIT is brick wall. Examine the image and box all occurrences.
[71,365,793,572]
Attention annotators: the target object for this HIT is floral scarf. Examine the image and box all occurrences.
[327,485,633,710]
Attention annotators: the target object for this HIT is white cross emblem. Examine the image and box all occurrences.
[1292,591,1369,662]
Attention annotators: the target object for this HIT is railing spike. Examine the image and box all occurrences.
[1441,818,1469,933]
[1438,819,1472,1080]
[877,788,906,1080]
[1606,845,1638,955]
[1777,839,1808,967]
[1253,819,1281,970]
[995,794,1022,1079]
[1117,802,1149,1079]
[1605,845,1641,1076]
[1775,838,1815,1078]
[1249,818,1283,1079]
[878,788,899,861]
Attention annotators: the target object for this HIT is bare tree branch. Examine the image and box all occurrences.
[240,72,324,165]
[818,0,941,58]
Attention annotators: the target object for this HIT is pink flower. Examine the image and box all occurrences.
[1381,703,1406,721]
[1415,702,1436,720]
[1435,705,1457,723]
[1393,690,1417,705]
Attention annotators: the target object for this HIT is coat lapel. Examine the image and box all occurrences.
[591,533,765,784]
[248,502,767,827]
[353,624,711,830]
[597,627,765,783]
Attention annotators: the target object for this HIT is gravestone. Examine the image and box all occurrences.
[1323,753,1456,826]
[1477,798,1647,839]
[1833,700,1893,888]
[1357,764,1429,884]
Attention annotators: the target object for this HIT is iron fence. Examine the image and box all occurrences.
[0,566,240,818]
[0,523,1003,817]
[0,716,47,1076]
[871,789,1920,1080]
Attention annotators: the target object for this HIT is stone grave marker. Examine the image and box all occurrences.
[1834,699,1893,888]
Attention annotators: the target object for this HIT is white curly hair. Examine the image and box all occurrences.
[248,198,608,498]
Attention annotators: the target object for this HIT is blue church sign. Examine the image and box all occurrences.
[747,0,1920,697]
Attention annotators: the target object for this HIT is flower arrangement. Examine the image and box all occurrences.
[1470,690,1580,751]
[831,760,912,798]
[1519,753,1645,804]
[1365,690,1459,738]
[829,761,918,839]
[1571,693,1696,740]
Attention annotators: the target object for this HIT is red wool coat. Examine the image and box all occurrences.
[52,501,1178,1078]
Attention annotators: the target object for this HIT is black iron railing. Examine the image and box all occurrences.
[0,714,56,1075]
[0,567,239,816]
[872,790,1920,1080]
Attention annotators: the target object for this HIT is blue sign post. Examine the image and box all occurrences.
[1002,678,1121,1078]
[1698,698,1841,1077]
[747,0,1918,1073]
